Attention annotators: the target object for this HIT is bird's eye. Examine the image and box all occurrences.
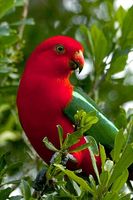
[55,44,65,54]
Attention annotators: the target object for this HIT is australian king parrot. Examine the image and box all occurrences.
[17,35,118,176]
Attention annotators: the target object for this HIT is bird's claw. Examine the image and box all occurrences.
[33,167,47,192]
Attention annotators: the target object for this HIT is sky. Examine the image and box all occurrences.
[115,0,133,9]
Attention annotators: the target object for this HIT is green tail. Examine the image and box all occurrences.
[64,87,118,149]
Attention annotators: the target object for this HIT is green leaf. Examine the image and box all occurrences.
[74,110,99,133]
[115,6,126,27]
[119,193,131,200]
[102,191,119,200]
[127,118,133,144]
[111,169,128,193]
[65,179,81,197]
[113,130,125,162]
[76,25,94,57]
[97,172,109,200]
[82,112,99,129]
[0,33,18,50]
[90,25,108,70]
[62,129,83,150]
[57,125,63,148]
[99,144,106,172]
[89,149,100,184]
[0,0,14,19]
[100,171,108,186]
[0,85,18,95]
[121,7,133,47]
[109,55,127,75]
[0,154,6,172]
[89,175,96,190]
[69,140,92,153]
[20,180,31,200]
[0,187,12,200]
[43,137,59,152]
[54,164,93,193]
[0,161,22,182]
[0,153,10,183]
[115,107,127,129]
[85,136,99,155]
[57,186,78,199]
[109,143,133,186]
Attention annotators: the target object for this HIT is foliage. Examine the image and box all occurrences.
[0,0,133,199]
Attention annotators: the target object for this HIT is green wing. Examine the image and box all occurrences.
[64,87,118,149]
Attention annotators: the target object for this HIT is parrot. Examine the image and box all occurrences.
[17,35,118,176]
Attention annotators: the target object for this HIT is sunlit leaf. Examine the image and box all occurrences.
[57,125,63,148]
[115,107,127,129]
[113,129,125,162]
[69,140,92,153]
[90,25,108,70]
[54,164,93,193]
[62,130,83,150]
[0,33,18,50]
[85,136,99,155]
[89,149,100,183]
[119,193,131,200]
[102,191,119,200]
[43,137,59,152]
[109,55,127,75]
[99,144,106,172]
[127,118,133,144]
[76,25,94,57]
[20,180,31,200]
[121,6,133,47]
[0,0,14,19]
[109,143,133,186]
[0,153,7,172]
[111,169,128,193]
[100,171,108,186]
[115,6,126,27]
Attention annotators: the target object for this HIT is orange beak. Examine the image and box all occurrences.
[70,50,84,73]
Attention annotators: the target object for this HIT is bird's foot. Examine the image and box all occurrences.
[62,153,77,165]
[32,167,47,198]
[50,152,77,166]
[32,153,77,198]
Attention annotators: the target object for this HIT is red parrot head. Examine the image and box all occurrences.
[25,35,84,78]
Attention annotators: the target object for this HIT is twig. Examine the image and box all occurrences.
[89,74,104,100]
[93,69,108,92]
[18,0,29,40]
[0,180,20,188]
